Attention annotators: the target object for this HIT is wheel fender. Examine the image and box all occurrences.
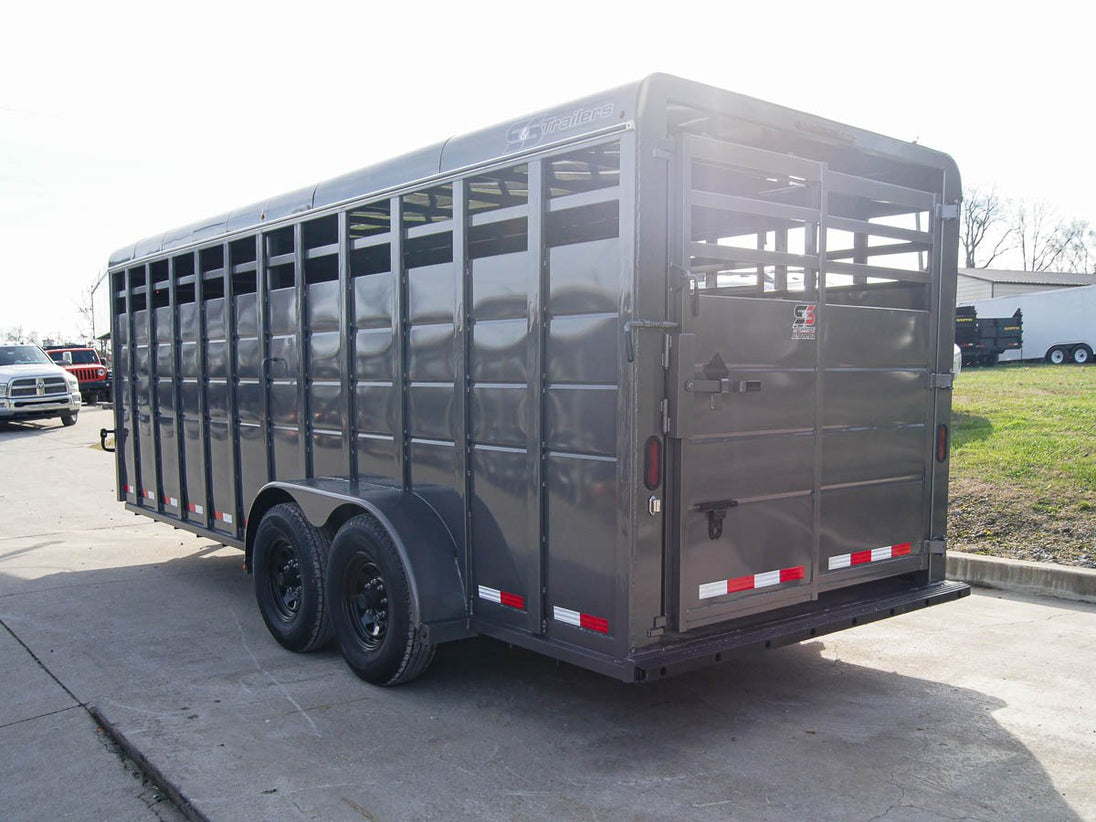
[248,480,466,629]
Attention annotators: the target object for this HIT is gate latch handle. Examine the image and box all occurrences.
[686,378,762,395]
[693,498,738,540]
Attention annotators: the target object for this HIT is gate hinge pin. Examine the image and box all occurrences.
[924,538,947,555]
[928,373,954,390]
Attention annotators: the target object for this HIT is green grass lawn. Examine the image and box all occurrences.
[949,363,1096,565]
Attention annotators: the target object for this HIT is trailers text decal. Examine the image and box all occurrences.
[792,303,817,340]
[505,103,616,151]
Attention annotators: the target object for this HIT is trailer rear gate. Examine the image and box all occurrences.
[109,75,967,684]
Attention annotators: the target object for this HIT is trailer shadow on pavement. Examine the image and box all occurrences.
[0,544,1088,822]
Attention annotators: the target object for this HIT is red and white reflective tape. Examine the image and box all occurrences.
[828,542,912,570]
[123,484,135,494]
[142,489,155,501]
[699,565,805,600]
[553,605,609,634]
[162,494,178,508]
[214,510,234,524]
[187,502,204,515]
[477,585,525,610]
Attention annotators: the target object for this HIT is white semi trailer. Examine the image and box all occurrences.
[963,284,1096,365]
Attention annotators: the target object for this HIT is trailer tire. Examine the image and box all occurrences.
[1072,345,1092,365]
[253,503,333,653]
[327,515,435,686]
[1047,346,1069,365]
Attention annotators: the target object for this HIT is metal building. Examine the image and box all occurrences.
[107,74,967,684]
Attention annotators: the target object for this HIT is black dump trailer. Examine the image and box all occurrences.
[955,306,1022,366]
[107,75,968,685]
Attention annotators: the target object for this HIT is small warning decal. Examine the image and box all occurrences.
[792,303,817,340]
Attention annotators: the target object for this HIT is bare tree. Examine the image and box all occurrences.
[1014,200,1092,273]
[75,284,96,341]
[960,186,1012,268]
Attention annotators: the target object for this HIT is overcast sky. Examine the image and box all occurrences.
[2,0,1093,339]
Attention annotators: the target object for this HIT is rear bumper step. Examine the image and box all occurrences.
[629,579,970,681]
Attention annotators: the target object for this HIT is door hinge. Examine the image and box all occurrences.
[928,373,954,390]
[624,319,679,363]
[937,203,959,221]
[662,334,672,370]
[660,398,670,434]
[924,538,947,555]
[647,614,667,638]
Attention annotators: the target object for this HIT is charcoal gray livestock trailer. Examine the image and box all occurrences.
[107,74,969,685]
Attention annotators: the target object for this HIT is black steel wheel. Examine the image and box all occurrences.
[252,503,333,652]
[327,514,435,686]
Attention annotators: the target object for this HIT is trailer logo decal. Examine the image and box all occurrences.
[505,102,616,151]
[699,565,805,600]
[828,542,912,570]
[478,585,526,611]
[553,605,609,634]
[792,304,817,340]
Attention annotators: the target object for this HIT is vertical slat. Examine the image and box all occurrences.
[258,234,274,481]
[196,252,212,529]
[295,223,310,478]
[810,175,828,602]
[526,160,546,633]
[148,267,163,510]
[391,196,408,489]
[451,179,471,592]
[339,211,355,479]
[853,231,868,285]
[774,225,789,291]
[125,269,141,502]
[224,247,243,533]
[111,274,125,500]
[169,256,185,515]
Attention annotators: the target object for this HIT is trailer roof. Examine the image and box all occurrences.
[109,74,959,268]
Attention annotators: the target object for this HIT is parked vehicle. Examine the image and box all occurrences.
[962,284,1096,365]
[44,345,111,402]
[0,344,82,426]
[954,306,1022,366]
[105,74,968,685]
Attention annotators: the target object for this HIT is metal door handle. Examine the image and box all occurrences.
[686,379,762,394]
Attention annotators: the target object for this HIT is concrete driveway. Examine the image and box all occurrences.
[2,407,1094,821]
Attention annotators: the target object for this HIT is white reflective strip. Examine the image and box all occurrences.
[829,554,852,570]
[698,580,728,600]
[553,606,581,627]
[754,570,781,588]
[477,585,501,604]
[220,512,234,524]
[193,504,204,515]
[167,497,178,507]
[871,546,892,562]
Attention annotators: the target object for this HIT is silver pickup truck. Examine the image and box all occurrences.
[0,344,83,426]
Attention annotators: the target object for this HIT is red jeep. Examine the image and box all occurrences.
[45,346,110,403]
